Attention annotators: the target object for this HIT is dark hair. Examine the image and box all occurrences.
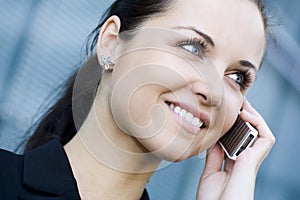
[24,0,173,152]
[24,0,270,152]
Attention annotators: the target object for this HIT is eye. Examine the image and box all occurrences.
[228,73,244,85]
[181,44,201,55]
[227,70,254,90]
[178,38,207,58]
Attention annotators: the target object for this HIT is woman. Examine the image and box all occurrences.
[0,0,275,199]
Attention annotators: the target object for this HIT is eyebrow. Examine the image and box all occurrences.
[173,26,258,71]
[172,25,215,47]
[239,60,258,72]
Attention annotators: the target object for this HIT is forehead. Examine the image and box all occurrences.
[170,0,265,39]
[144,0,266,67]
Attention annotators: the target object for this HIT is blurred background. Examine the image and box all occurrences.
[0,0,299,199]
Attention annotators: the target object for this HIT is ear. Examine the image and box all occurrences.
[96,15,121,66]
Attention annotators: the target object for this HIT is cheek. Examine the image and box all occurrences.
[109,68,171,140]
[221,88,244,134]
[128,85,164,126]
[109,51,196,129]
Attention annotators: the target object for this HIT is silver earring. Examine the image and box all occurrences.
[100,55,115,71]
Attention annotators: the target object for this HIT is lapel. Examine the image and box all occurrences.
[21,139,80,199]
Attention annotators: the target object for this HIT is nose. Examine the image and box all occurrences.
[190,77,223,107]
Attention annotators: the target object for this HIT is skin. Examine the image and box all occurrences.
[64,0,275,199]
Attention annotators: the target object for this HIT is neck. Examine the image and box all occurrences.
[64,74,161,199]
[64,134,157,199]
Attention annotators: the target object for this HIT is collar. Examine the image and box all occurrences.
[22,138,149,199]
[22,139,80,197]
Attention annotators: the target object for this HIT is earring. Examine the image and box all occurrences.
[100,55,115,71]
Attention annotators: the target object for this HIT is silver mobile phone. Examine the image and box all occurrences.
[219,115,258,160]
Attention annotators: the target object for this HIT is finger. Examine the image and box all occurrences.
[239,109,276,163]
[240,109,274,140]
[224,157,234,175]
[201,143,224,178]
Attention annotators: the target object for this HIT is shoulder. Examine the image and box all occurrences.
[0,139,81,199]
[0,148,24,199]
[0,147,22,166]
[0,148,23,178]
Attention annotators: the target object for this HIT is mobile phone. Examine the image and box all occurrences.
[218,115,258,160]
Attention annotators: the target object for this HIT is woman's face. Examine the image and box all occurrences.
[106,0,266,161]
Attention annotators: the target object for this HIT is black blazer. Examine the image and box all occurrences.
[0,139,150,200]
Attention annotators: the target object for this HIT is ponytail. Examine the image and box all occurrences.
[24,72,77,152]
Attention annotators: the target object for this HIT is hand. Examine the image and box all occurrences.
[196,98,276,200]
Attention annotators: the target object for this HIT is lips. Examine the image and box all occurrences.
[165,101,209,131]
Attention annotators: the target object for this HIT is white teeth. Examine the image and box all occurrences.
[192,117,200,126]
[174,106,181,114]
[180,109,187,117]
[199,121,204,127]
[185,113,193,122]
[168,103,204,128]
[192,118,203,128]
[170,104,174,110]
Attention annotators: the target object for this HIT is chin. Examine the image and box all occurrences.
[149,145,198,162]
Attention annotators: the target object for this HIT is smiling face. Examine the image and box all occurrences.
[98,0,266,162]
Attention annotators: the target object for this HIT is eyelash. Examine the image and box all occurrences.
[177,37,208,58]
[178,37,254,90]
[229,69,254,90]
